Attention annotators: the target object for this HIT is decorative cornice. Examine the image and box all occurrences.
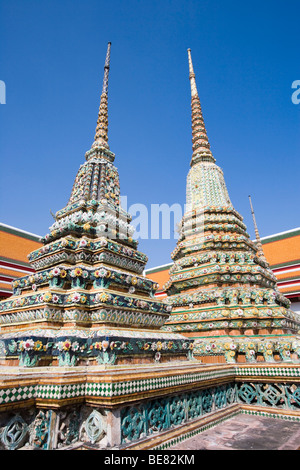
[0,223,41,243]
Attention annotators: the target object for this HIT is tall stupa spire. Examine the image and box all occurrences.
[184,49,231,212]
[187,48,215,166]
[93,41,111,149]
[248,195,268,264]
[164,48,300,365]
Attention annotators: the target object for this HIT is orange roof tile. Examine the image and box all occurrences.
[0,225,41,264]
[145,265,171,291]
[262,231,300,267]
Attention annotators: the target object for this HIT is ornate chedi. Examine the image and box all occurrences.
[163,49,300,364]
[0,44,207,451]
[0,42,193,368]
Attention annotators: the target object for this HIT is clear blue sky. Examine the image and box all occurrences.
[1,0,299,268]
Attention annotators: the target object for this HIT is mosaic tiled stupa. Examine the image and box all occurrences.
[163,49,300,364]
[0,44,215,451]
[0,42,194,368]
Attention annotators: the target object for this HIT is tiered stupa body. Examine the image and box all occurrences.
[0,43,193,368]
[163,49,300,364]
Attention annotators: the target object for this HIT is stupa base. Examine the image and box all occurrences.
[0,361,300,450]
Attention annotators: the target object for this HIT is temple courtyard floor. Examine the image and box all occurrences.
[169,414,300,450]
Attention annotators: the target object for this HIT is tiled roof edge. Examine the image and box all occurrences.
[0,223,42,242]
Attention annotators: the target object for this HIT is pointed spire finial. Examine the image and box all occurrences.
[248,195,268,264]
[93,42,112,149]
[187,48,215,166]
[187,48,198,97]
